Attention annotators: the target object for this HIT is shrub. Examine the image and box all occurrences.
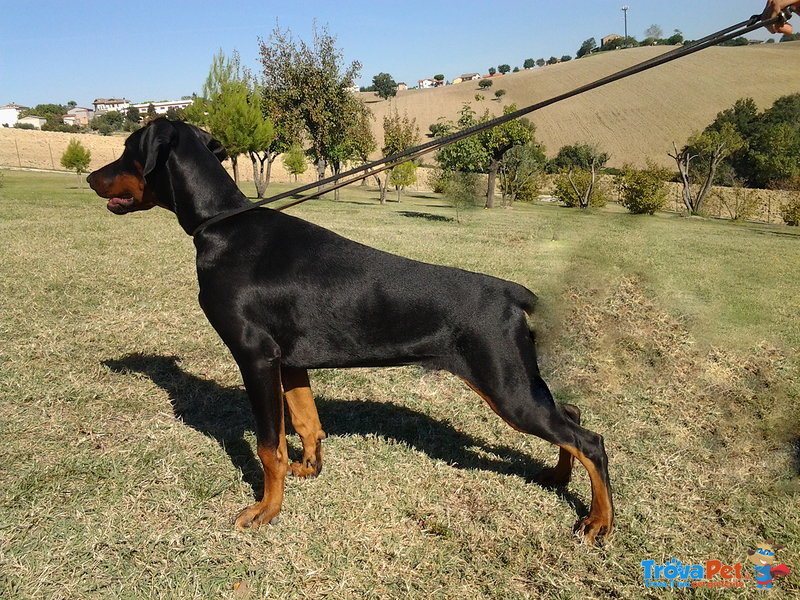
[781,195,800,226]
[443,171,481,221]
[553,169,608,208]
[714,182,761,221]
[499,143,546,204]
[616,162,670,214]
[478,79,493,89]
[60,139,92,178]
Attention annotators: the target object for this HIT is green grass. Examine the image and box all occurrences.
[0,170,798,599]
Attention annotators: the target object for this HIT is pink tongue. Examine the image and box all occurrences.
[108,197,129,209]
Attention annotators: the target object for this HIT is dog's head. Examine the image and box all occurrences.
[87,118,227,215]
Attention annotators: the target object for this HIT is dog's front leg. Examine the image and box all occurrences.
[232,349,288,530]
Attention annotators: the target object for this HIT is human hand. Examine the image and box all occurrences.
[763,0,800,34]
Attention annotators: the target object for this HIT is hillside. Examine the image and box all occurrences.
[4,43,800,176]
[364,42,800,168]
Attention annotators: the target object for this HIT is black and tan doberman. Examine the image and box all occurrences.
[87,118,613,543]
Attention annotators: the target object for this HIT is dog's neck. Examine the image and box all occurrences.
[159,153,251,235]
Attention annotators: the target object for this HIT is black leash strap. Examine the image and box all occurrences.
[192,7,795,236]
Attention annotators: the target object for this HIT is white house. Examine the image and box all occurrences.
[130,99,193,115]
[17,115,47,129]
[0,103,29,127]
[418,78,436,89]
[93,98,131,114]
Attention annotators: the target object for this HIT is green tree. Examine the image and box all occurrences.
[553,169,608,208]
[443,172,481,222]
[536,58,546,67]
[488,67,496,75]
[478,79,493,90]
[389,161,417,202]
[499,142,546,204]
[550,143,609,209]
[125,106,141,124]
[498,64,511,74]
[547,56,559,65]
[494,89,506,101]
[372,72,397,100]
[258,24,366,185]
[60,139,91,183]
[523,58,535,69]
[380,109,419,204]
[436,103,536,207]
[282,142,308,181]
[669,123,745,214]
[548,143,609,173]
[577,38,597,58]
[667,29,684,44]
[20,104,67,119]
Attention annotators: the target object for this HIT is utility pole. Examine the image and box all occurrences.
[621,6,629,46]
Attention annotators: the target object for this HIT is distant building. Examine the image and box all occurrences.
[601,34,623,47]
[396,82,408,91]
[17,115,47,129]
[93,98,131,114]
[460,73,481,81]
[64,106,94,126]
[130,99,193,115]
[0,103,28,127]
[418,78,436,89]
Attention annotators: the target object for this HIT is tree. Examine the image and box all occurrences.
[380,109,419,204]
[433,74,445,84]
[258,24,366,186]
[669,123,745,214]
[494,89,506,101]
[561,55,572,62]
[549,143,610,209]
[577,38,597,58]
[547,56,559,65]
[372,72,397,100]
[488,67,496,75]
[523,58,535,69]
[667,29,684,44]
[443,172,481,222]
[644,24,664,40]
[498,64,511,74]
[282,142,307,181]
[499,142,546,204]
[436,103,537,207]
[389,161,417,202]
[125,106,141,124]
[548,143,609,173]
[478,79,493,90]
[536,58,546,67]
[60,139,91,183]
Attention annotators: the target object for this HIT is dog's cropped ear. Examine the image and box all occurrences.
[139,118,176,181]
[190,126,228,163]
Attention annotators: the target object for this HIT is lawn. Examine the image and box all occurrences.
[0,170,798,599]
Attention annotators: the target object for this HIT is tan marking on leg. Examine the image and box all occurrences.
[559,444,614,544]
[282,367,325,478]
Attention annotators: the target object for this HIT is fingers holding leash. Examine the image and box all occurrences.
[763,0,800,33]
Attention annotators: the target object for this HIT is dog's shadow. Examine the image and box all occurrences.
[102,354,587,515]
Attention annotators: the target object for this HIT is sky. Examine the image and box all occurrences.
[0,0,784,109]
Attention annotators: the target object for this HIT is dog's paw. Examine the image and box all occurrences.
[289,459,322,479]
[234,503,280,531]
[575,514,612,546]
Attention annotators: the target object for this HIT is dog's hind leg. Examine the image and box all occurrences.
[454,326,613,544]
[282,367,325,478]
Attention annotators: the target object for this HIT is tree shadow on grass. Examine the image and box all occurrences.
[397,211,455,223]
[102,353,588,516]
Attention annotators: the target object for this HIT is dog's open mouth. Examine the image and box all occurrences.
[106,195,135,214]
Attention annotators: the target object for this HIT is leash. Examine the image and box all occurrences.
[192,6,795,236]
